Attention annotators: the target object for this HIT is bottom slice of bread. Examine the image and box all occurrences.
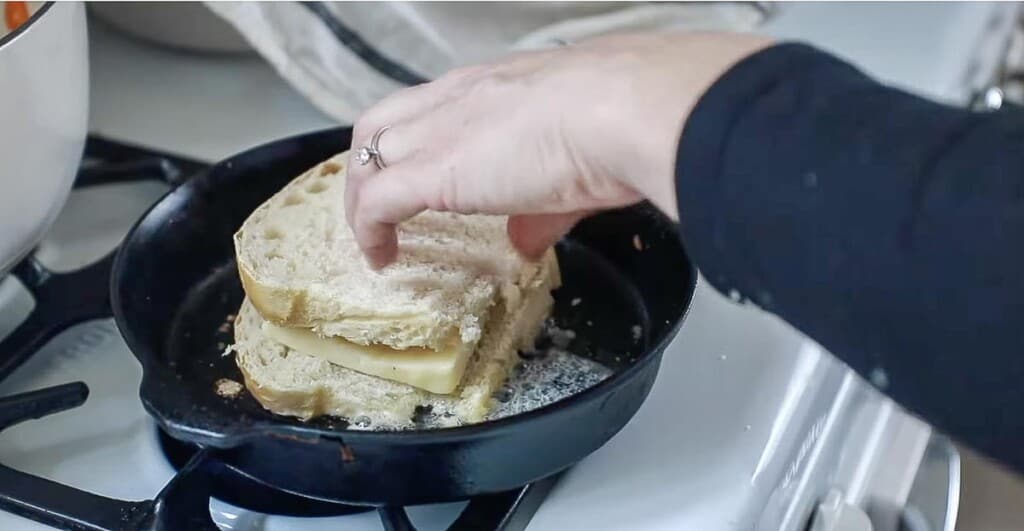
[232,261,556,428]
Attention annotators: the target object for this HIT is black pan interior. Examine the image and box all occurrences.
[113,127,694,446]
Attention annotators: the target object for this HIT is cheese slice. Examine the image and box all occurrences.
[261,322,474,394]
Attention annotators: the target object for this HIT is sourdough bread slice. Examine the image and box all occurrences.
[232,249,557,427]
[234,151,548,351]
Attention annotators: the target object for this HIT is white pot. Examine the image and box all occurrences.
[0,2,89,275]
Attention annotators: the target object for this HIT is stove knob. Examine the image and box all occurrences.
[970,86,1005,111]
[809,489,873,531]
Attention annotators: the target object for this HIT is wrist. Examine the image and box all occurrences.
[630,34,775,220]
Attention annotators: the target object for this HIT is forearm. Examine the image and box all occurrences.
[675,43,1024,472]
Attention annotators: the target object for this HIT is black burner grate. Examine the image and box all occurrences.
[0,136,560,531]
[156,427,370,518]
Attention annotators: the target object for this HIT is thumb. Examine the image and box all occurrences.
[507,211,589,260]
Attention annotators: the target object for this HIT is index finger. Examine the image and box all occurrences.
[350,162,440,269]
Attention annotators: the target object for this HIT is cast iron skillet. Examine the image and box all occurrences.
[111,127,697,506]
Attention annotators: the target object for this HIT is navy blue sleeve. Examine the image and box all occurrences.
[675,43,1024,472]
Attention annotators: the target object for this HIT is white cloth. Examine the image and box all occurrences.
[206,2,769,122]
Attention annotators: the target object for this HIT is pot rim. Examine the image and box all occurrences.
[0,1,54,50]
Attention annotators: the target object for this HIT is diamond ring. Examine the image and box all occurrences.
[356,125,391,170]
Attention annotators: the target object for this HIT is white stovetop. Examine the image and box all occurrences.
[0,3,1011,531]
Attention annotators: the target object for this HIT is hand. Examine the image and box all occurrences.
[346,32,772,268]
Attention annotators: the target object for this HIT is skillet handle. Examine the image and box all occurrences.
[0,252,116,382]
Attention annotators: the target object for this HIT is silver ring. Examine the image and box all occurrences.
[356,125,391,170]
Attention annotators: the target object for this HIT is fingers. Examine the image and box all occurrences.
[344,49,596,268]
[349,65,482,164]
[354,167,587,269]
[349,162,439,269]
[345,66,487,228]
[345,119,436,230]
[507,211,589,261]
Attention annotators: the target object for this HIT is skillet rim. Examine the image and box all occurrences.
[110,126,698,447]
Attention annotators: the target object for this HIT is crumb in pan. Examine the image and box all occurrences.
[215,378,244,399]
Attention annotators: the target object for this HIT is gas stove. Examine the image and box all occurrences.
[0,139,952,531]
[2,3,1010,529]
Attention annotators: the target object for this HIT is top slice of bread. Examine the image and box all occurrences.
[234,151,552,351]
